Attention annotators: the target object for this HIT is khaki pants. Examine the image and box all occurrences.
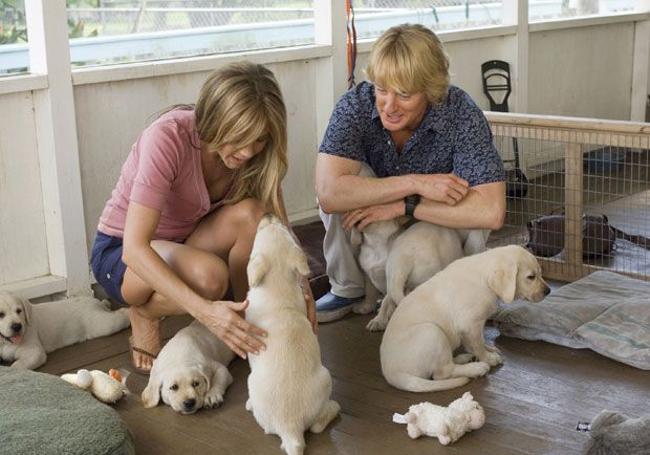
[318,163,378,299]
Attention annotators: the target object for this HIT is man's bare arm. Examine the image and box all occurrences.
[414,181,506,230]
[316,153,469,214]
[315,154,415,213]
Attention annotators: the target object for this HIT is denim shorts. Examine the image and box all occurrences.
[91,231,128,306]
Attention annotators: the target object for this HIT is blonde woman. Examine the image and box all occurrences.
[315,24,506,322]
[91,62,315,373]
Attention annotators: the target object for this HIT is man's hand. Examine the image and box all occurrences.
[414,174,469,205]
[342,201,404,231]
[301,277,318,334]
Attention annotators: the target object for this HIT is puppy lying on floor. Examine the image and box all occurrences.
[381,245,550,392]
[0,291,130,369]
[246,214,340,455]
[142,320,234,414]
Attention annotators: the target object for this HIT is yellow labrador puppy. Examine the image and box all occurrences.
[0,291,129,369]
[246,215,340,455]
[354,222,489,332]
[142,320,235,414]
[381,245,550,392]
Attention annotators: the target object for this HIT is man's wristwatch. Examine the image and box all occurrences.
[404,195,421,218]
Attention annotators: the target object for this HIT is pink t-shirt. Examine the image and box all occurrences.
[98,109,221,242]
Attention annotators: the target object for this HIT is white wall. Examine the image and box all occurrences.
[0,91,49,285]
[529,23,634,119]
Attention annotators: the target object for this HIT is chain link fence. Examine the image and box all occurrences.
[0,1,639,72]
[68,1,507,37]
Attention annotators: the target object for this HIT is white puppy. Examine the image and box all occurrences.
[0,291,130,369]
[381,245,550,392]
[354,221,490,331]
[246,214,340,455]
[367,223,465,331]
[142,320,234,414]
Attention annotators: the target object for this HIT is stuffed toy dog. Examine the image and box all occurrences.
[393,392,485,445]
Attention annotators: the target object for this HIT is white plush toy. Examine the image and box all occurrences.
[61,368,128,404]
[392,392,485,445]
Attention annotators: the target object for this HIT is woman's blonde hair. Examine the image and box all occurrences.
[194,62,288,216]
[366,24,450,104]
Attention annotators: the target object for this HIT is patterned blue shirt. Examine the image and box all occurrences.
[319,81,505,186]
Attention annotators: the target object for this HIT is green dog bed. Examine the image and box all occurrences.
[0,366,134,455]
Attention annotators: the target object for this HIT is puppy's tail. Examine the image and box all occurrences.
[388,373,470,392]
[279,430,305,455]
[387,261,410,304]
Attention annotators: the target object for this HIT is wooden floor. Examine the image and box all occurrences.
[39,311,650,455]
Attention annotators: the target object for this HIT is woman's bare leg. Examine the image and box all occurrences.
[122,241,230,370]
[120,198,265,371]
[186,198,266,301]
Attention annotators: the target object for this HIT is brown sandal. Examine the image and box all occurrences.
[129,336,158,375]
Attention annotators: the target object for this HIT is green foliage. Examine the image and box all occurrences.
[1,0,26,44]
[68,17,98,38]
[0,0,99,45]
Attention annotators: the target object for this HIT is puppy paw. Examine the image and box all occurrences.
[483,351,503,367]
[453,353,475,364]
[204,392,225,408]
[484,343,501,354]
[245,399,253,412]
[353,299,377,315]
[366,316,387,332]
[468,362,491,377]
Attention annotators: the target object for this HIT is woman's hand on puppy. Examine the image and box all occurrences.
[196,300,266,359]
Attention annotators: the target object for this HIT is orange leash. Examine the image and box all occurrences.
[345,0,357,89]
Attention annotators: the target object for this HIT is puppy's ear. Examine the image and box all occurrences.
[197,364,211,391]
[488,260,518,303]
[247,254,269,287]
[350,228,362,248]
[290,247,310,277]
[141,375,162,408]
[18,295,32,325]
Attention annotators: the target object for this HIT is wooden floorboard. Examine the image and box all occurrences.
[37,312,650,455]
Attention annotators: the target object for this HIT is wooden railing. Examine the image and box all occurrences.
[485,112,650,282]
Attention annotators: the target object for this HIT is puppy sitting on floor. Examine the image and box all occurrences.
[356,221,488,332]
[142,320,234,414]
[246,214,340,455]
[0,291,130,369]
[350,164,489,331]
[381,245,550,392]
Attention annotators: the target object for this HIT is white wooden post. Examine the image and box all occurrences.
[630,19,650,122]
[502,0,529,113]
[314,0,348,143]
[24,0,91,296]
